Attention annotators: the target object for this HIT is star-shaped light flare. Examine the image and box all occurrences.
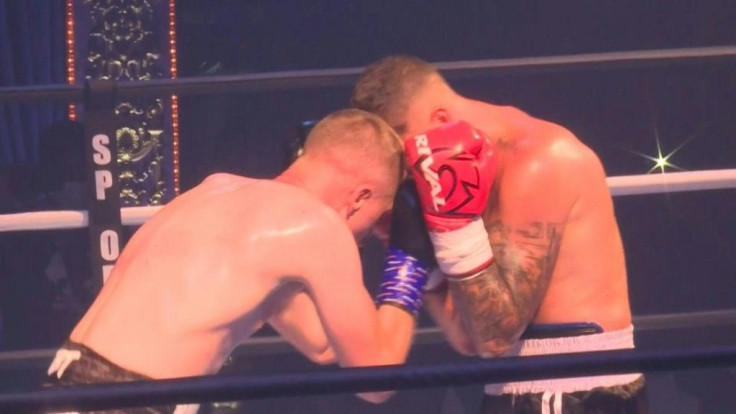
[628,119,702,174]
[635,137,685,174]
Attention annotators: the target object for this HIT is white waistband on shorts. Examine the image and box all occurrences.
[484,325,642,395]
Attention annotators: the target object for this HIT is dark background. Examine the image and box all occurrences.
[174,0,736,319]
[1,1,735,412]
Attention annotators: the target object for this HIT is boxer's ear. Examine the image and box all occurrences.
[338,186,373,220]
[350,188,372,212]
[344,187,371,219]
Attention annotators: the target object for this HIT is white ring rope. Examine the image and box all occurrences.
[1,169,734,232]
[607,169,736,196]
[0,205,162,232]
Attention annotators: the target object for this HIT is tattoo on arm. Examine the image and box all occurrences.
[448,221,564,355]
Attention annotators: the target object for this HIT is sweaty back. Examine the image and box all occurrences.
[70,174,345,378]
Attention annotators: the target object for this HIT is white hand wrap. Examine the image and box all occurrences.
[428,217,493,277]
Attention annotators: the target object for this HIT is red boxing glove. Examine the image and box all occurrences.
[404,121,498,277]
[405,121,498,232]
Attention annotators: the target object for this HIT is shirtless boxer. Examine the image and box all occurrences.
[352,56,648,413]
[45,109,426,413]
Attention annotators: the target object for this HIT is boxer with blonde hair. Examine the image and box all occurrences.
[46,109,424,413]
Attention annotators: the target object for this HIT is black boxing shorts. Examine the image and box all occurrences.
[45,340,179,414]
[481,323,648,414]
[482,376,647,414]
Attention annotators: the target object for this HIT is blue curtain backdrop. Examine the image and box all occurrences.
[0,0,66,168]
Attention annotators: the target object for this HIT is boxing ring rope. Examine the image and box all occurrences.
[0,205,161,232]
[2,345,736,412]
[1,308,734,366]
[1,169,734,232]
[1,45,735,104]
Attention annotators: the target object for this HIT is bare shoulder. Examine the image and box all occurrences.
[233,180,359,284]
[265,181,357,249]
[201,172,253,186]
[506,119,605,190]
[264,183,360,287]
[493,117,608,224]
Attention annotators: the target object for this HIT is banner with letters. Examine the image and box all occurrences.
[70,0,178,287]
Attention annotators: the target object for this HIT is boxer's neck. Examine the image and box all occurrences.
[275,158,354,212]
[455,98,514,146]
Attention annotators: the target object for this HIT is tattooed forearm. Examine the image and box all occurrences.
[448,221,564,356]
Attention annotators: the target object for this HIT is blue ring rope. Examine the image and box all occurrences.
[1,345,735,412]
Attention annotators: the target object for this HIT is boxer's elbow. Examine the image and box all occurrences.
[309,347,337,365]
[446,335,478,356]
[475,337,515,358]
[450,341,478,357]
[474,318,527,357]
[357,390,395,404]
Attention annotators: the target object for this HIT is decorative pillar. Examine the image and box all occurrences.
[68,0,179,205]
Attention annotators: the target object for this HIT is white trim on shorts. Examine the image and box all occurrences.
[484,325,642,395]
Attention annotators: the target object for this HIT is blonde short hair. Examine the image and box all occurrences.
[303,108,405,188]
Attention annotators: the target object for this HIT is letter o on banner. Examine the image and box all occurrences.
[100,229,120,262]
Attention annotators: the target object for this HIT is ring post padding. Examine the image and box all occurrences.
[83,79,123,288]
